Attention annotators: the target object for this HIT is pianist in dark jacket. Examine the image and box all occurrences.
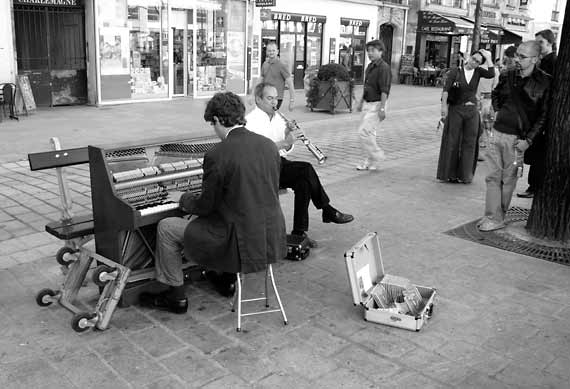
[140,92,287,314]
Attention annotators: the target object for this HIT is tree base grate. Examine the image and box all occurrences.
[445,207,570,266]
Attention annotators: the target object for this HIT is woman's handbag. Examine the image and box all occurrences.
[446,70,460,105]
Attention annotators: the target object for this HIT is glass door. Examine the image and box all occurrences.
[171,8,193,96]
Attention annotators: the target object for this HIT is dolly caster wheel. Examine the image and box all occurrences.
[92,265,116,287]
[55,247,77,267]
[236,328,241,332]
[71,312,97,333]
[36,288,57,307]
[284,321,288,325]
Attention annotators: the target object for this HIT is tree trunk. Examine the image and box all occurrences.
[471,0,482,52]
[526,2,570,242]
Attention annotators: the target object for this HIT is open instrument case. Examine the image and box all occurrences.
[344,232,436,331]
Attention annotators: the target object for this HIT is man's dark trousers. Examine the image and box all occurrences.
[279,158,329,232]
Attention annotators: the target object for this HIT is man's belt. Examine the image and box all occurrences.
[480,92,492,98]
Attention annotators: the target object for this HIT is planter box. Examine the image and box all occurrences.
[309,79,352,114]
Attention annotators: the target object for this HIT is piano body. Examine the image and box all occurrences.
[88,136,219,303]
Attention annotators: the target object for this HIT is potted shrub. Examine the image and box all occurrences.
[306,63,354,114]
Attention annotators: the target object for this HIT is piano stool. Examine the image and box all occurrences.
[231,264,288,332]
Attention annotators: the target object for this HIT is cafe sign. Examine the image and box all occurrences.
[14,0,80,5]
[417,11,454,33]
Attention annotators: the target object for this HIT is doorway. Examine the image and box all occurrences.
[379,24,394,64]
[14,4,87,106]
[171,9,193,96]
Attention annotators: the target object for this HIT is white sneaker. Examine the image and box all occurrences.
[356,163,378,171]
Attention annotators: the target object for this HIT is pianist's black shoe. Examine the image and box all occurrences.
[204,271,236,297]
[322,206,354,224]
[139,290,188,314]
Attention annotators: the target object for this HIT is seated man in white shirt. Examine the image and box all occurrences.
[245,82,354,247]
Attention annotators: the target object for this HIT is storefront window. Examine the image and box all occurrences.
[424,34,449,69]
[98,0,168,102]
[196,0,246,97]
[339,19,369,83]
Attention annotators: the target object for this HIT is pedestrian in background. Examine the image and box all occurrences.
[355,39,391,171]
[258,41,295,111]
[518,29,557,199]
[437,49,495,184]
[478,41,551,231]
[476,54,500,160]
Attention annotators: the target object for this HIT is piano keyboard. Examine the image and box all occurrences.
[139,201,179,216]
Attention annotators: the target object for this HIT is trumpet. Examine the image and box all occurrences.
[274,109,327,165]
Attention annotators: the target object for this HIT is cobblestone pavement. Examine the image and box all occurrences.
[1,86,569,388]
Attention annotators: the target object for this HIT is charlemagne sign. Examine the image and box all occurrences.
[14,0,79,6]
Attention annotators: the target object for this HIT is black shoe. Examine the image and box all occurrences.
[322,210,354,224]
[205,271,236,297]
[291,231,318,248]
[139,291,188,314]
[517,190,534,198]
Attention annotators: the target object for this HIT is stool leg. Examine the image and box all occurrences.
[264,267,269,308]
[268,264,287,325]
[236,272,242,332]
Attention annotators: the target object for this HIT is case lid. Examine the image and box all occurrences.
[344,232,385,306]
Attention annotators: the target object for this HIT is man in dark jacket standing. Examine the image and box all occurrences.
[141,92,287,313]
[478,41,551,232]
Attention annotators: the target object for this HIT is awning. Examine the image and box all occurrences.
[417,11,474,35]
[499,28,522,45]
[459,18,522,45]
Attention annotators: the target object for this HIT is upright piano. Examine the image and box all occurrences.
[88,136,220,302]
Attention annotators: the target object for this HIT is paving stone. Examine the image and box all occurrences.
[51,350,131,389]
[130,325,186,358]
[0,256,18,270]
[161,348,228,386]
[495,364,569,388]
[311,366,377,388]
[0,358,76,389]
[285,322,350,356]
[175,320,236,355]
[349,325,421,359]
[144,375,186,389]
[212,345,277,383]
[199,374,250,389]
[267,341,338,380]
[332,344,403,384]
[255,371,313,389]
[89,332,170,386]
[456,372,514,389]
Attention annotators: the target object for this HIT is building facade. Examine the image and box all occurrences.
[406,0,532,74]
[251,0,409,86]
[528,0,566,47]
[1,0,414,108]
[3,0,251,106]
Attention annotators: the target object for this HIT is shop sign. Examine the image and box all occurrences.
[417,11,454,33]
[255,0,276,7]
[270,12,326,24]
[340,18,370,28]
[14,0,80,5]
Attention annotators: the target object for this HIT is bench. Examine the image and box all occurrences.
[28,138,94,265]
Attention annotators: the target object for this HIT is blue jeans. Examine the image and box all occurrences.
[484,130,523,222]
